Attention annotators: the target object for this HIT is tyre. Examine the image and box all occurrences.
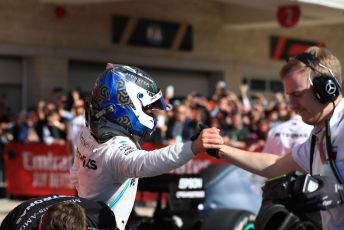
[201,209,256,230]
[255,203,320,230]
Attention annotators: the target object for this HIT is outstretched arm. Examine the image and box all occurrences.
[218,145,304,178]
[186,125,303,178]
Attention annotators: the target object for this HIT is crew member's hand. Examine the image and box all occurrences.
[287,175,344,212]
[190,125,223,156]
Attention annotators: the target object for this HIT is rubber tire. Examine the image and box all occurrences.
[255,203,291,230]
[254,203,319,230]
[201,209,256,230]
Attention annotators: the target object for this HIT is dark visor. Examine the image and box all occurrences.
[143,97,172,111]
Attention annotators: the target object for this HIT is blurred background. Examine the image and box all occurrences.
[1,0,344,113]
[1,0,344,227]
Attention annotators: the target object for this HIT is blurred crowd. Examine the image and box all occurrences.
[0,80,292,160]
[0,88,86,157]
[149,81,291,153]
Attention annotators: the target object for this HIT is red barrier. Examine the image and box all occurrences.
[4,143,76,196]
[4,142,227,197]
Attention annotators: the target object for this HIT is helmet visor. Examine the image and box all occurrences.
[143,91,172,111]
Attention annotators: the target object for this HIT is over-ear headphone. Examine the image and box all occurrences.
[293,52,341,104]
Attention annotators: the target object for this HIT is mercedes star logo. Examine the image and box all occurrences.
[325,81,337,95]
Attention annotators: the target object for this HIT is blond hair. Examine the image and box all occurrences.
[280,46,342,86]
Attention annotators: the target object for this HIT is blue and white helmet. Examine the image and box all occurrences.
[90,65,171,138]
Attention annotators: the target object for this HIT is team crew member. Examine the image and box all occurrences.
[263,112,313,156]
[70,65,222,230]
[0,194,117,230]
[208,46,344,230]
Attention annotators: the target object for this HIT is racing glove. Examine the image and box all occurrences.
[287,175,344,212]
[190,124,219,158]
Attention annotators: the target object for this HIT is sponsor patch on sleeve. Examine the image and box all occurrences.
[118,143,136,156]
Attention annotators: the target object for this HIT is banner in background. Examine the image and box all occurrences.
[4,143,76,196]
[4,142,226,197]
[112,15,193,51]
[270,35,325,61]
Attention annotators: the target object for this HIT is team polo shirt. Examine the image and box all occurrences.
[292,98,344,230]
[263,115,313,156]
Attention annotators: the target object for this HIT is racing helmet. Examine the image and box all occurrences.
[89,65,171,138]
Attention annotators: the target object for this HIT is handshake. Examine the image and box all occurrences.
[190,124,223,158]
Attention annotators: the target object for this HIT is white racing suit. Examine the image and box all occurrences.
[70,127,195,230]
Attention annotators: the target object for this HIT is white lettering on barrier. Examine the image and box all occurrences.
[178,178,203,189]
[49,173,74,188]
[170,160,211,174]
[32,173,48,187]
[175,191,205,199]
[22,152,70,171]
[31,172,73,188]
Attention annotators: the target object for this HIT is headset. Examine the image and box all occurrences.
[294,52,344,184]
[293,52,341,104]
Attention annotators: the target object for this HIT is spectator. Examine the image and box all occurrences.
[210,95,233,118]
[239,81,252,112]
[12,109,40,143]
[43,110,66,145]
[248,118,271,152]
[187,93,212,127]
[247,106,264,135]
[212,80,228,102]
[165,104,197,144]
[67,99,86,161]
[222,111,251,149]
[193,103,211,127]
[263,111,313,156]
[57,94,73,122]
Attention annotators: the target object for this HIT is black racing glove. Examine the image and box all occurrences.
[287,175,344,212]
[190,124,219,158]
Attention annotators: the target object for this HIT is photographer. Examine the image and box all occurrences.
[209,46,344,230]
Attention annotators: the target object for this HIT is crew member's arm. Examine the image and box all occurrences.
[218,145,304,179]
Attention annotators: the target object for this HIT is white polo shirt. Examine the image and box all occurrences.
[263,115,313,156]
[292,98,344,230]
[67,114,86,154]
